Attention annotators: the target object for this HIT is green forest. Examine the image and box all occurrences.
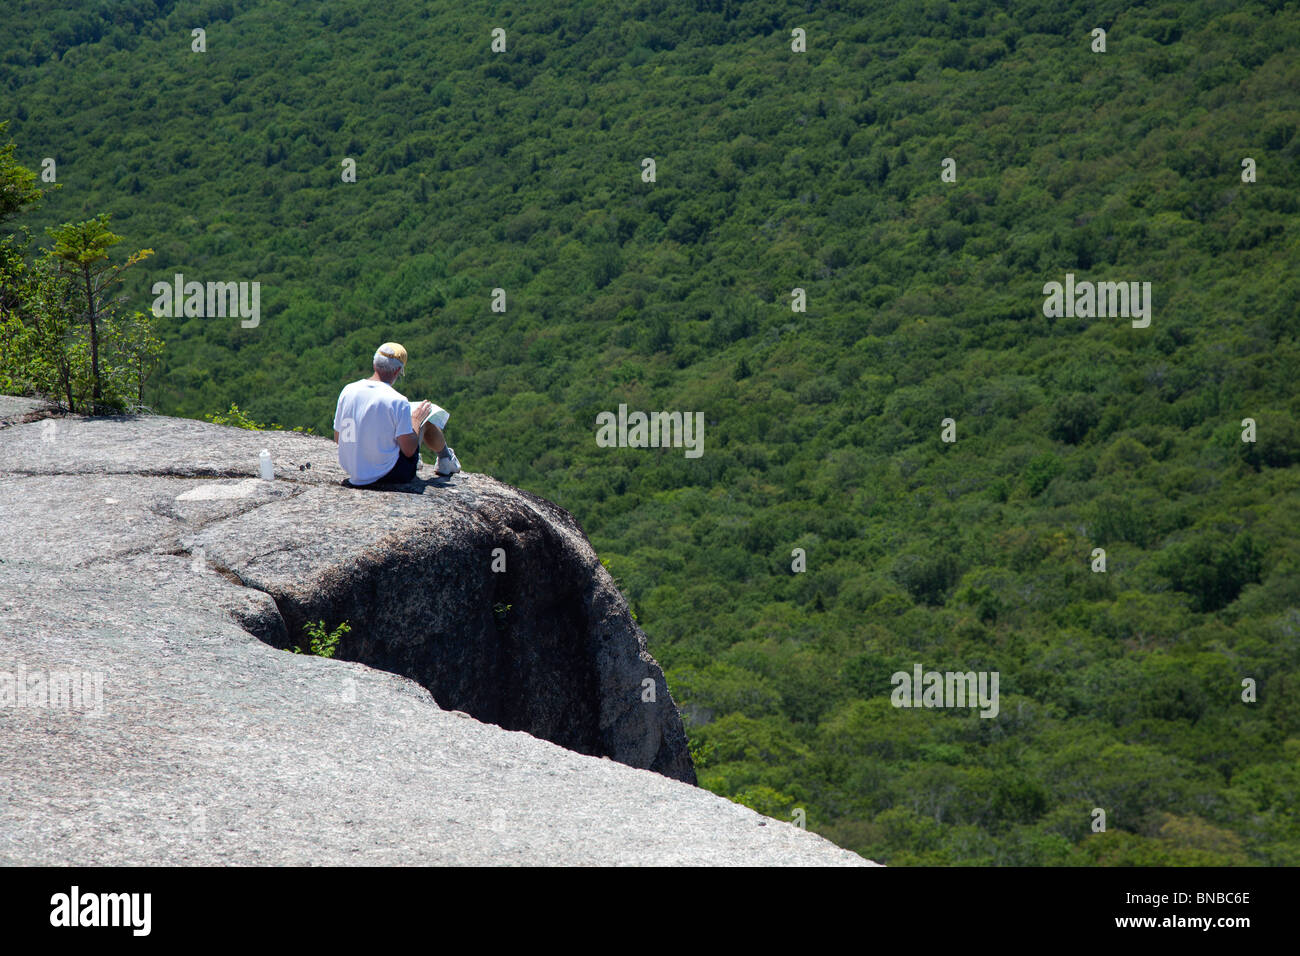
[2,0,1298,864]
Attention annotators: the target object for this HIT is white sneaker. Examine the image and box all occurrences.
[435,447,461,476]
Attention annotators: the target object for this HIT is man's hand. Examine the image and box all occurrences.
[412,400,432,431]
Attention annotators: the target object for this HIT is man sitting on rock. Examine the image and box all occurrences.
[332,342,460,486]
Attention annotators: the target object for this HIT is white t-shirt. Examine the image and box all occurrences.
[333,379,413,485]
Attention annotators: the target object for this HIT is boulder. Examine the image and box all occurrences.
[0,411,875,865]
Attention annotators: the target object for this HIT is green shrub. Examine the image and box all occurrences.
[892,551,962,606]
[1152,532,1265,613]
[205,402,313,434]
[290,619,350,658]
[1023,452,1063,496]
[1049,393,1100,444]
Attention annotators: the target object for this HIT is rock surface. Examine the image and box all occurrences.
[0,411,693,781]
[0,410,874,865]
[0,394,54,427]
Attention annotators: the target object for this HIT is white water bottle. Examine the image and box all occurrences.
[259,449,274,480]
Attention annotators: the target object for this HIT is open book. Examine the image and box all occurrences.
[413,402,450,448]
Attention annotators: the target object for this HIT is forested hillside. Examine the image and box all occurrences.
[2,0,1298,864]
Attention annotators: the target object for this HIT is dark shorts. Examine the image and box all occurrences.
[368,448,419,486]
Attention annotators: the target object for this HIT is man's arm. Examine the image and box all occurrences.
[395,400,431,458]
[333,430,339,444]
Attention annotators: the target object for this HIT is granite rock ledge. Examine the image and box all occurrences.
[0,406,876,865]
